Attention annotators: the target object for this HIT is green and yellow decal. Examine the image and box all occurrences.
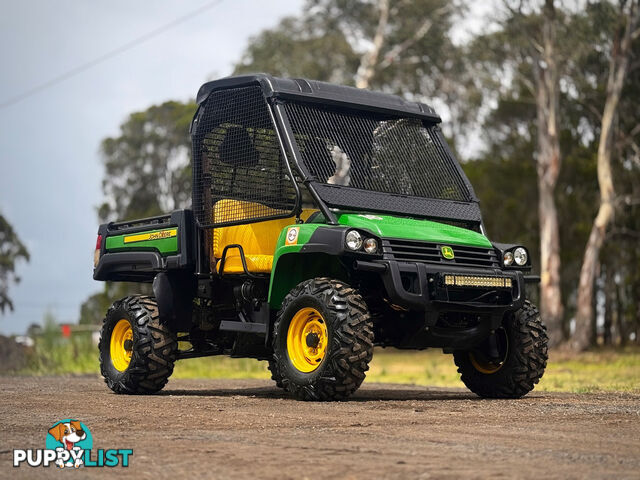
[124,228,177,244]
[105,228,179,255]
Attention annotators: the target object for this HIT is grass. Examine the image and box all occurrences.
[536,348,640,393]
[172,347,640,393]
[19,333,640,394]
[22,334,98,376]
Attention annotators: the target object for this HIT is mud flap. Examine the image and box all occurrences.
[152,272,196,332]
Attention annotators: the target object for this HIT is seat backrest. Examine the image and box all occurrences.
[211,199,316,265]
[218,126,260,168]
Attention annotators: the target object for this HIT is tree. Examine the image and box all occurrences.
[352,0,453,89]
[79,0,640,348]
[78,283,125,325]
[98,100,196,222]
[463,58,600,331]
[0,212,30,314]
[354,0,390,89]
[468,1,640,348]
[234,15,359,86]
[466,0,572,345]
[533,0,564,347]
[234,0,465,128]
[573,0,640,350]
[79,100,196,324]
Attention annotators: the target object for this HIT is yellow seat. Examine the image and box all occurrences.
[212,200,316,274]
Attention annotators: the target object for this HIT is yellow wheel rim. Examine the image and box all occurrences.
[469,327,509,375]
[286,307,328,373]
[469,352,504,374]
[110,319,133,372]
[469,328,508,374]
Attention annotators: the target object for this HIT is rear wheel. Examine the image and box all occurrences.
[453,301,548,398]
[99,295,177,394]
[272,278,374,401]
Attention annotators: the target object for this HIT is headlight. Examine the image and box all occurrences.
[503,251,514,266]
[345,230,363,251]
[514,247,528,266]
[363,237,378,254]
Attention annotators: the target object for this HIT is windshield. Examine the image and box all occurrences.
[284,101,472,203]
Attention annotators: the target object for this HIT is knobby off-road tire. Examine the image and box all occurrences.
[267,359,284,389]
[272,278,374,401]
[99,295,177,394]
[453,300,548,398]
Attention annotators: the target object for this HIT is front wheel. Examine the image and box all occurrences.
[272,278,374,401]
[453,301,548,398]
[99,295,177,394]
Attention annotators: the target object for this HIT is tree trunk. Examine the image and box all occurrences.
[572,2,639,351]
[636,302,640,345]
[592,268,600,343]
[534,0,564,346]
[633,250,640,345]
[603,265,613,345]
[355,0,389,89]
[636,283,640,345]
[616,280,626,346]
[354,1,445,90]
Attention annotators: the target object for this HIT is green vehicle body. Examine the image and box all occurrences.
[267,211,493,309]
[97,211,495,310]
[93,74,546,400]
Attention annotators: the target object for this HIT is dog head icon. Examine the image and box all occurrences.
[48,420,86,451]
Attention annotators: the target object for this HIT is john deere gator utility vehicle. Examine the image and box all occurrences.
[94,74,548,400]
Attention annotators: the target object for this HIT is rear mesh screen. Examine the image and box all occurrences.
[191,86,297,227]
[284,102,472,203]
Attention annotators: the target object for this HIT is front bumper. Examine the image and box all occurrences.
[356,260,527,350]
[384,260,523,310]
[355,259,525,317]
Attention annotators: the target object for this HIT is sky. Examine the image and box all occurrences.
[0,0,304,335]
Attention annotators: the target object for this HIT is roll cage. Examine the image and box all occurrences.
[190,73,483,232]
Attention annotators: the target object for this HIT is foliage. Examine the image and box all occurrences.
[571,0,640,349]
[463,86,601,336]
[98,100,196,223]
[234,15,359,85]
[80,101,196,323]
[78,282,151,325]
[0,212,30,314]
[75,0,640,349]
[463,1,640,344]
[25,312,97,374]
[234,0,468,130]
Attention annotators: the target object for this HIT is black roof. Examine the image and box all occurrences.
[196,74,441,123]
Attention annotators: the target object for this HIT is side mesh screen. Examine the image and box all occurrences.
[284,102,472,203]
[192,86,297,227]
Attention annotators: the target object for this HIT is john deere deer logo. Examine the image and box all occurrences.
[441,246,455,260]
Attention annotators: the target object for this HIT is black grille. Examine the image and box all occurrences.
[383,238,499,269]
[191,86,297,227]
[284,102,472,203]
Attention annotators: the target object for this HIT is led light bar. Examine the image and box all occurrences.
[443,274,512,289]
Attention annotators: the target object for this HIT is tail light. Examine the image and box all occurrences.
[94,234,102,267]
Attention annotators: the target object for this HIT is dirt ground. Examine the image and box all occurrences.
[1,376,639,479]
